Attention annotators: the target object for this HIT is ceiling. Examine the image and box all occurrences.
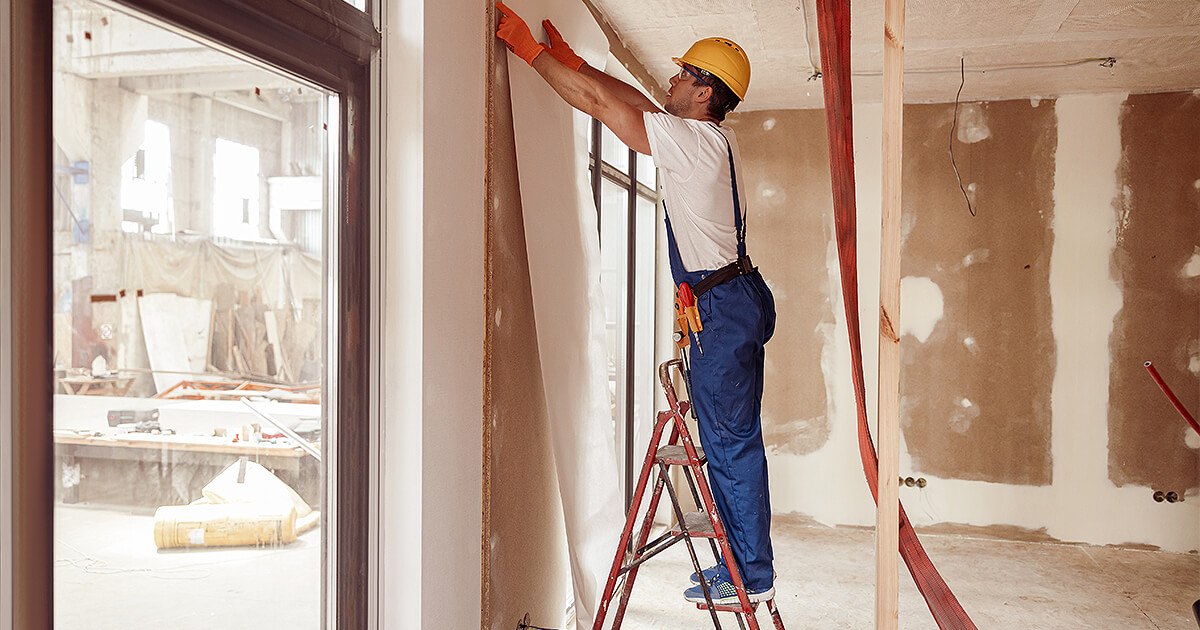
[587,0,1200,110]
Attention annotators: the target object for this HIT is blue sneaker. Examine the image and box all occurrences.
[689,565,721,584]
[684,575,775,605]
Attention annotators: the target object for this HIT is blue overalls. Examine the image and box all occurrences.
[663,125,776,592]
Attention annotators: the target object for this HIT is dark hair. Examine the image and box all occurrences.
[691,66,741,122]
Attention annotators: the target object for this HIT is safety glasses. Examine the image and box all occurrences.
[676,64,712,87]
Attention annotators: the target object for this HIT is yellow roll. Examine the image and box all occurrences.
[153,504,298,549]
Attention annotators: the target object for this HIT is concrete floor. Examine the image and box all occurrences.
[54,506,1199,629]
[617,514,1200,629]
[55,505,320,629]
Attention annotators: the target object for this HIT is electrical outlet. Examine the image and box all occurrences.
[1152,490,1185,503]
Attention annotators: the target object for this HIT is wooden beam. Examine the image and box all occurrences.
[876,0,904,628]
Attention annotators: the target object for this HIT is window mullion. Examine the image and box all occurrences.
[623,148,638,511]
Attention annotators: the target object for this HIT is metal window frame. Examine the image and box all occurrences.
[3,0,379,627]
[5,1,54,627]
[0,0,11,622]
[588,119,658,511]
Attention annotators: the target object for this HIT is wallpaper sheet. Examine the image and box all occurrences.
[503,2,624,626]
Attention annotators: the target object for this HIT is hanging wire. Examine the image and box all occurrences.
[949,58,976,218]
[797,0,822,81]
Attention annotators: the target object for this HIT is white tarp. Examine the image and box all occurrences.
[504,2,625,627]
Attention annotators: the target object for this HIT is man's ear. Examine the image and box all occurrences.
[695,85,713,104]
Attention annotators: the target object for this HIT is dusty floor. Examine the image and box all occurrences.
[616,514,1200,630]
[53,505,1199,629]
[55,505,320,629]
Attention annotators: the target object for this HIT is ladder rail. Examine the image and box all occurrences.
[611,462,669,629]
[663,359,761,626]
[593,359,785,630]
[660,459,725,629]
[592,408,677,630]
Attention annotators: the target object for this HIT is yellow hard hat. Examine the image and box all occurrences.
[673,38,751,100]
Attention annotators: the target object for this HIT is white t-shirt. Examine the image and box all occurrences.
[643,111,748,272]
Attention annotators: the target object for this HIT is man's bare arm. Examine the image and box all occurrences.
[531,54,652,155]
[578,64,662,114]
[539,19,661,115]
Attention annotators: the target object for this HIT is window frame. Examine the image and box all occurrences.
[589,118,659,510]
[2,0,379,628]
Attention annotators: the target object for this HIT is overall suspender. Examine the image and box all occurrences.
[690,124,756,297]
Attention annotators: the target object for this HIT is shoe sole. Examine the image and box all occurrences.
[685,585,775,605]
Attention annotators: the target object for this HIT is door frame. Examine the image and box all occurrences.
[1,1,380,627]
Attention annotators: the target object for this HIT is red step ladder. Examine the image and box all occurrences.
[593,358,786,630]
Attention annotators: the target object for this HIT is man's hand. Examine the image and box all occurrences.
[496,2,544,66]
[541,20,586,71]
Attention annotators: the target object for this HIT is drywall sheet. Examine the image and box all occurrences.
[1107,91,1200,490]
[501,3,624,627]
[138,293,212,394]
[899,99,1057,486]
[483,37,571,630]
[724,109,835,455]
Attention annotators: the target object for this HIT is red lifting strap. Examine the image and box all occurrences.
[813,1,978,628]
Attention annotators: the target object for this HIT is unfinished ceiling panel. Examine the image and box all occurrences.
[904,0,1042,42]
[587,0,1200,109]
[1061,0,1200,33]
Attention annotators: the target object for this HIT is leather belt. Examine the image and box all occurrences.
[692,255,756,297]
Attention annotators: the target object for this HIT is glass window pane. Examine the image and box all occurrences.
[599,179,629,435]
[600,124,629,173]
[52,3,329,628]
[631,195,658,448]
[636,152,656,189]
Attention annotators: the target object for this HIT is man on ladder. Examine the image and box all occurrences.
[497,4,778,606]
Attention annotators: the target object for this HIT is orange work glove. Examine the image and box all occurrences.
[541,19,586,71]
[496,2,544,66]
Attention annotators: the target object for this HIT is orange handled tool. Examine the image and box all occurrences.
[674,283,704,354]
[673,300,689,350]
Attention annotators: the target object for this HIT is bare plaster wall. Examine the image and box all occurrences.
[899,100,1057,486]
[736,93,1199,553]
[725,110,834,457]
[1107,92,1200,492]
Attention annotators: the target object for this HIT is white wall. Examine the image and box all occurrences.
[380,0,484,627]
[767,95,1200,554]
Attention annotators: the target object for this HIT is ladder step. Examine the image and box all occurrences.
[656,444,705,465]
[672,511,716,537]
[696,600,762,613]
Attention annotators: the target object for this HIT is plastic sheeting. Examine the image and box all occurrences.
[503,2,625,627]
[120,235,321,309]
